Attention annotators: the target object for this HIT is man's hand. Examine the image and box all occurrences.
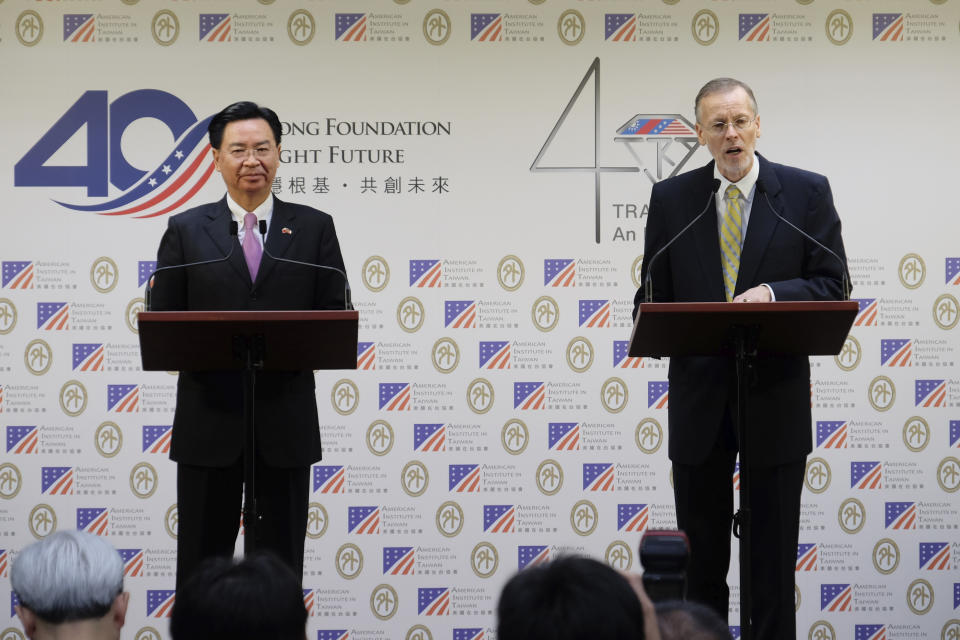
[733,285,772,303]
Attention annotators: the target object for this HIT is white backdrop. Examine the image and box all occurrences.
[1,2,958,639]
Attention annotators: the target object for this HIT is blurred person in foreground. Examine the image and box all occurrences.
[11,530,128,640]
[497,555,659,640]
[656,600,733,640]
[169,552,307,640]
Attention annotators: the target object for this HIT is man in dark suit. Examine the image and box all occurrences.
[151,101,348,588]
[633,79,848,640]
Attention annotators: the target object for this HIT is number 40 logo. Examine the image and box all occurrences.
[15,90,214,217]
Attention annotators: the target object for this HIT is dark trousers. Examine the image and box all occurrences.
[175,456,309,590]
[673,416,805,640]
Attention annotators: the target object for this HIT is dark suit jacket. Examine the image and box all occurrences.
[152,196,347,468]
[633,156,848,467]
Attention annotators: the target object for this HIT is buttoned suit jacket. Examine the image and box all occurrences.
[633,155,848,467]
[152,196,347,468]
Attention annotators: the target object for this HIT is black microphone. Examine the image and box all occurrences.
[644,178,722,303]
[145,221,239,311]
[755,179,851,301]
[258,220,353,311]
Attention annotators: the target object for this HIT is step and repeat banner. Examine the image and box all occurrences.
[1,1,959,639]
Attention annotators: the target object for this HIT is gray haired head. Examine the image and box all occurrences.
[694,78,758,123]
[11,530,124,624]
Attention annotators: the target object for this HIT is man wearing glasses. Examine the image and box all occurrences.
[633,78,848,640]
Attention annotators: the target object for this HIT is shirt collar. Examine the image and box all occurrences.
[715,154,760,202]
[225,193,274,225]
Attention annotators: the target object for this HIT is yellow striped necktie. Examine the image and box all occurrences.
[720,185,743,302]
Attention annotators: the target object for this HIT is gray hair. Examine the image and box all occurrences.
[694,78,758,123]
[11,530,124,624]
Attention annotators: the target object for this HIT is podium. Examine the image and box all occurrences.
[629,301,856,640]
[138,310,358,554]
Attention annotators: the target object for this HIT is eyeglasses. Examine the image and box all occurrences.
[227,146,274,160]
[703,116,756,136]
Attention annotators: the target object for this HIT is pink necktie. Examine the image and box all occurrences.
[242,212,262,281]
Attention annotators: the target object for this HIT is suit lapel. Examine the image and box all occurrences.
[689,162,727,302]
[737,156,780,293]
[254,197,297,288]
[203,198,251,286]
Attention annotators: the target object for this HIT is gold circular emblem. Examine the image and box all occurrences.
[0,463,23,499]
[134,628,163,640]
[532,296,559,332]
[2,629,26,640]
[29,504,57,539]
[406,625,433,640]
[571,499,598,536]
[898,253,926,289]
[16,11,43,46]
[471,541,499,578]
[630,255,644,288]
[423,9,451,46]
[808,621,836,640]
[287,10,315,46]
[937,457,960,492]
[691,10,719,46]
[942,620,960,640]
[795,585,801,612]
[600,377,629,414]
[306,502,328,539]
[258,0,276,4]
[497,255,525,291]
[59,379,88,417]
[466,377,494,414]
[335,543,364,579]
[872,538,900,575]
[436,501,464,537]
[151,10,179,46]
[902,416,930,452]
[0,298,17,334]
[95,422,123,458]
[528,0,546,4]
[130,462,158,499]
[366,420,395,456]
[395,0,412,4]
[795,0,814,4]
[906,578,934,615]
[933,294,959,330]
[663,0,680,4]
[825,10,853,46]
[929,0,947,5]
[605,540,633,571]
[370,584,399,620]
[834,334,861,371]
[431,337,460,373]
[362,255,390,292]
[557,10,585,46]
[331,378,359,416]
[635,418,663,454]
[566,336,594,373]
[90,257,118,293]
[397,296,425,333]
[804,457,831,494]
[536,459,564,496]
[868,375,896,412]
[401,460,429,497]
[164,504,178,539]
[837,497,866,534]
[501,419,529,455]
[24,339,53,376]
[126,298,144,334]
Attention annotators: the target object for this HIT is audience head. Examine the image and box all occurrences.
[169,552,307,640]
[11,530,128,640]
[497,555,647,640]
[656,600,732,640]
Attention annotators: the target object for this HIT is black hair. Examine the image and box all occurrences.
[207,101,282,149]
[497,555,646,640]
[170,553,306,640]
[656,599,733,640]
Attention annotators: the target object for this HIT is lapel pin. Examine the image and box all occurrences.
[282,227,293,235]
